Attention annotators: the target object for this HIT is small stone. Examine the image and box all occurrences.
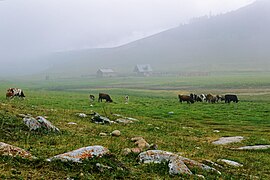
[213,130,220,133]
[111,130,121,137]
[122,148,131,155]
[196,174,205,179]
[77,113,87,118]
[135,139,150,149]
[68,122,77,125]
[155,127,160,130]
[131,148,142,153]
[99,133,107,137]
[131,137,144,142]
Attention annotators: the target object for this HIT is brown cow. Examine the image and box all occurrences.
[178,95,194,104]
[98,93,113,102]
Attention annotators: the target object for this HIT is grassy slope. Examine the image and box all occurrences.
[0,73,270,179]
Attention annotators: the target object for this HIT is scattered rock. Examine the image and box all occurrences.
[232,145,270,150]
[23,116,60,132]
[77,113,87,118]
[126,117,139,121]
[99,133,107,137]
[135,139,150,149]
[0,142,34,159]
[196,174,205,179]
[217,159,243,167]
[47,145,109,163]
[23,117,42,130]
[91,113,115,124]
[131,148,142,153]
[138,150,221,176]
[203,160,224,169]
[111,130,121,137]
[122,148,132,155]
[169,155,193,175]
[131,137,144,142]
[67,122,77,125]
[212,136,244,145]
[115,118,134,124]
[96,163,112,172]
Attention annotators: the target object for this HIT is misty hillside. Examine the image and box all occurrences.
[45,0,270,76]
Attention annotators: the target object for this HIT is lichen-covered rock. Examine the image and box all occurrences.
[0,142,34,159]
[169,156,192,175]
[23,116,60,132]
[139,150,221,176]
[23,117,42,130]
[138,150,175,163]
[36,116,60,132]
[212,136,244,145]
[48,145,109,163]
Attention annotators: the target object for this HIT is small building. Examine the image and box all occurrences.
[134,64,153,76]
[96,68,116,77]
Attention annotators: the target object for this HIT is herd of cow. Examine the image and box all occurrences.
[5,88,238,104]
[178,93,239,104]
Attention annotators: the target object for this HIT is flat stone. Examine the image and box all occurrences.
[217,159,243,167]
[67,122,77,125]
[0,142,34,159]
[212,136,244,145]
[232,145,270,150]
[48,145,109,163]
[115,118,134,124]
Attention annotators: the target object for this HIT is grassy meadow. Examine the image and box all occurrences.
[1,72,270,179]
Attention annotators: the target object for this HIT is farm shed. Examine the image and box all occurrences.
[134,64,153,76]
[96,68,116,77]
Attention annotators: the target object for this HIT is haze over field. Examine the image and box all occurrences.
[2,0,269,77]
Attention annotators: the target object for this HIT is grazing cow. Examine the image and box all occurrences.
[89,95,95,102]
[217,95,225,102]
[195,96,203,102]
[225,94,239,103]
[206,94,218,103]
[6,88,25,99]
[98,93,113,102]
[178,95,194,104]
[125,95,129,104]
[206,94,213,103]
[199,94,207,102]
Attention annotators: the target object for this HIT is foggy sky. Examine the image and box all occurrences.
[0,0,255,61]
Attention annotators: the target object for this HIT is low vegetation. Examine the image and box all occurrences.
[1,73,270,179]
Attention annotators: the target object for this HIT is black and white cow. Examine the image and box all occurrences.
[6,88,25,99]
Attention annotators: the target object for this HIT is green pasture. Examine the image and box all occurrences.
[0,73,270,179]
